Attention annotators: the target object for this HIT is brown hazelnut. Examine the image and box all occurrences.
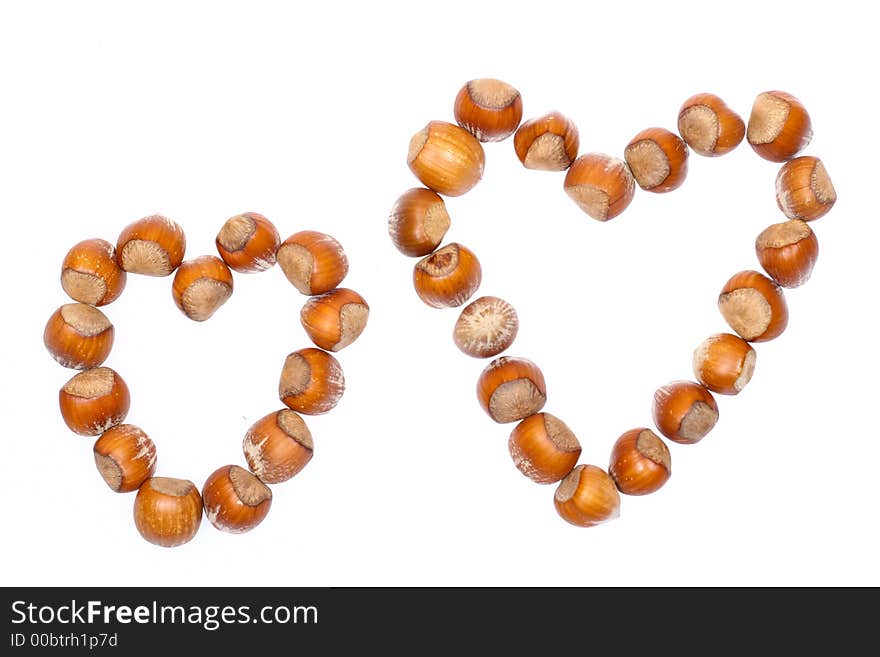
[93,424,157,493]
[279,347,345,415]
[59,367,130,435]
[277,230,349,295]
[513,112,579,171]
[652,381,719,445]
[215,212,280,273]
[718,270,788,342]
[554,464,620,528]
[300,288,369,351]
[202,465,272,534]
[61,238,127,306]
[116,214,186,276]
[677,93,745,156]
[477,356,546,424]
[563,153,635,221]
[44,303,114,370]
[407,121,485,196]
[133,477,202,547]
[388,188,451,257]
[413,243,482,309]
[775,156,836,221]
[508,413,581,484]
[608,428,671,496]
[693,333,756,395]
[171,255,233,322]
[755,219,819,288]
[624,127,689,192]
[454,78,523,142]
[747,91,812,162]
[243,409,313,484]
[453,295,518,358]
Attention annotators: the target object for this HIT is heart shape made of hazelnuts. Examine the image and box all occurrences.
[389,79,835,528]
[44,212,369,547]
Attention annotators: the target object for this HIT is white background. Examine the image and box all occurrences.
[1,0,877,586]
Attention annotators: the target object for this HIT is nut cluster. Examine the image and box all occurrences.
[45,213,368,547]
[390,79,835,528]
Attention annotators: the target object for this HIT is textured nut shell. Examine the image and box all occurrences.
[677,93,745,156]
[171,256,234,321]
[61,238,127,305]
[454,78,523,142]
[775,156,836,221]
[388,188,451,257]
[477,357,547,423]
[513,112,579,171]
[563,153,635,221]
[133,477,202,547]
[116,215,186,276]
[624,127,688,192]
[755,220,819,288]
[277,230,348,295]
[413,243,482,309]
[59,367,130,435]
[215,212,280,273]
[93,424,157,493]
[300,288,369,351]
[407,121,485,196]
[453,296,519,358]
[718,270,788,342]
[652,381,719,444]
[279,348,345,415]
[243,410,313,484]
[608,429,671,495]
[693,333,756,395]
[202,465,272,534]
[747,91,812,162]
[508,413,581,484]
[44,304,114,370]
[554,465,621,528]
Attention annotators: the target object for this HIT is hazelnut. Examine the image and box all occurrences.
[59,367,130,436]
[171,255,233,322]
[677,93,745,156]
[388,188,451,257]
[215,212,280,273]
[563,153,635,221]
[413,243,482,309]
[775,156,836,221]
[513,111,579,171]
[477,356,547,424]
[279,347,345,415]
[300,288,369,352]
[407,120,485,196]
[243,409,313,484]
[718,270,788,342]
[116,214,186,276]
[44,303,114,370]
[60,238,126,306]
[554,464,620,528]
[277,230,349,295]
[747,91,812,162]
[624,127,689,192]
[202,465,272,534]
[693,333,756,395]
[755,219,819,288]
[93,424,157,493]
[508,413,581,484]
[133,477,202,547]
[652,381,719,445]
[608,428,671,496]
[454,78,523,142]
[453,295,518,358]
